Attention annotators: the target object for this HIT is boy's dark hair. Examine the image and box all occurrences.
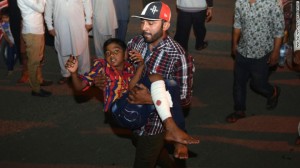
[103,38,127,54]
[0,7,9,17]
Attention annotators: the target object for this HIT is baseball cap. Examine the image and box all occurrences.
[132,1,171,22]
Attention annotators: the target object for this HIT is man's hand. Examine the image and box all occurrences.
[268,50,280,66]
[206,8,213,22]
[127,84,153,104]
[85,24,92,31]
[294,50,300,64]
[94,73,107,91]
[231,44,238,58]
[48,29,56,36]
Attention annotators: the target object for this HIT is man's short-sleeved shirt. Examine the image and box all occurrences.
[234,0,284,58]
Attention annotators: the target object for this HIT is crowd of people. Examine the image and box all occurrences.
[1,0,300,167]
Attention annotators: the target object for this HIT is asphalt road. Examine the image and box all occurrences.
[0,0,300,168]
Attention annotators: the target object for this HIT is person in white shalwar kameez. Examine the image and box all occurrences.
[91,0,118,58]
[44,0,93,84]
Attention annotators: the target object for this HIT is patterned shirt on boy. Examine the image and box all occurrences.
[80,59,135,112]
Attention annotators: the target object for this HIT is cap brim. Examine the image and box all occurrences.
[131,15,162,21]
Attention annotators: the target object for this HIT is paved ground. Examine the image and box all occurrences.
[0,0,300,167]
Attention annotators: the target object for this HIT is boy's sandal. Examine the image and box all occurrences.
[226,112,246,123]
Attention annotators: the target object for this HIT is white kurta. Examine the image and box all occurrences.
[91,0,118,57]
[91,0,117,36]
[44,0,92,77]
[45,0,92,57]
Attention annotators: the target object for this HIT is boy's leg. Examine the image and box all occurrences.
[148,74,198,141]
[164,79,185,131]
[111,75,199,146]
[149,74,172,121]
[6,44,15,71]
[111,92,152,129]
[148,74,185,129]
[161,78,199,159]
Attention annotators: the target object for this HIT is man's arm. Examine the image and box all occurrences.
[44,0,54,33]
[82,0,93,31]
[127,84,153,104]
[232,28,241,57]
[268,1,285,66]
[294,51,300,64]
[232,0,241,58]
[180,53,194,108]
[206,0,213,7]
[206,0,213,22]
[22,0,45,13]
[268,37,282,66]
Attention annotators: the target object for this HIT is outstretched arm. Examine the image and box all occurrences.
[232,28,241,57]
[65,56,87,91]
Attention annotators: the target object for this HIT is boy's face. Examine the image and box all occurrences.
[105,43,126,71]
[1,15,9,22]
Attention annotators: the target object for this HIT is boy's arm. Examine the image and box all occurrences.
[65,56,87,91]
[128,50,145,90]
[128,64,144,90]
[70,72,86,91]
[2,32,13,47]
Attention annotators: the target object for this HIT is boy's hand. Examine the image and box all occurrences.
[128,50,144,67]
[65,56,78,73]
[8,42,13,47]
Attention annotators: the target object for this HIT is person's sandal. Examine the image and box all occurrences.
[226,112,246,123]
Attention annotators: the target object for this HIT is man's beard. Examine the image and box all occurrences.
[142,29,163,44]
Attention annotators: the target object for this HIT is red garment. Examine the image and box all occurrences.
[80,59,135,112]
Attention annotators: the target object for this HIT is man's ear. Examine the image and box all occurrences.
[163,21,170,31]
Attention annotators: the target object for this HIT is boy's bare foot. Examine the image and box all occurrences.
[164,118,200,144]
[174,143,188,159]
